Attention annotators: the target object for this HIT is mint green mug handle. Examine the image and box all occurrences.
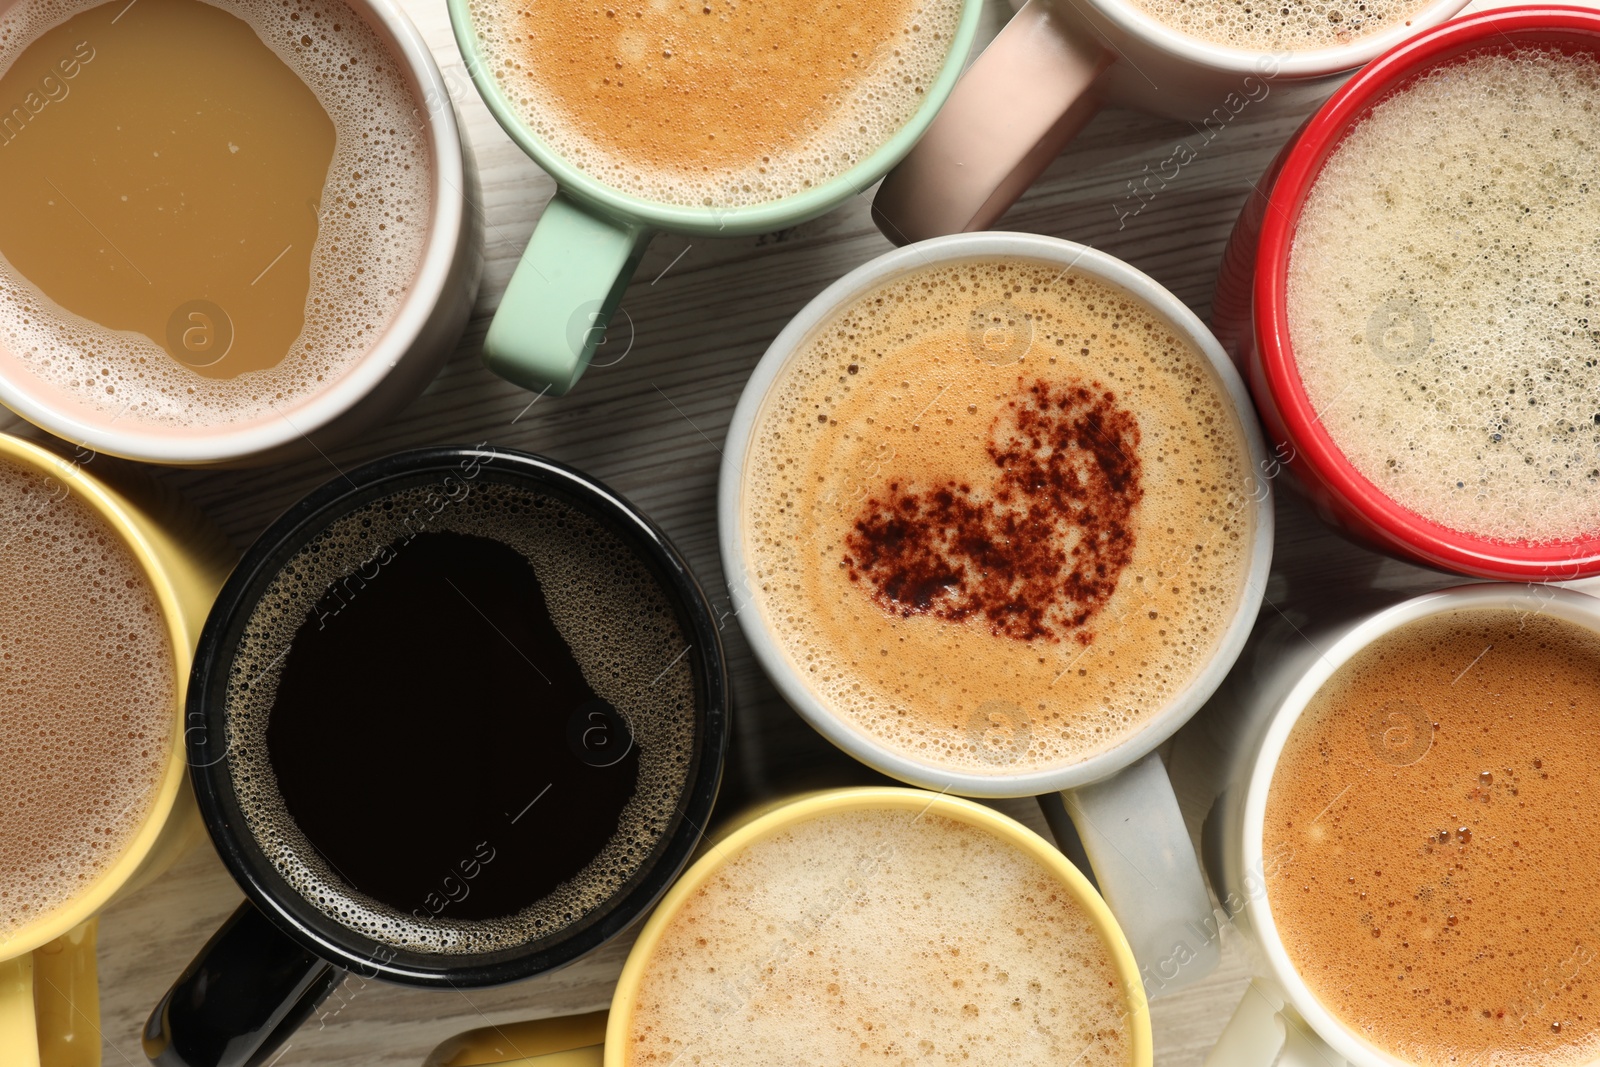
[484,193,651,395]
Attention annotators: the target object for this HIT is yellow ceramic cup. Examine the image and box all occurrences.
[424,787,1153,1067]
[0,433,231,1067]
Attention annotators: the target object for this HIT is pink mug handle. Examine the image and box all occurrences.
[872,0,1112,244]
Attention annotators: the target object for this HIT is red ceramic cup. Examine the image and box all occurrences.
[1212,6,1600,581]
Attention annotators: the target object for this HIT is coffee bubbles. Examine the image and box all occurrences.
[1288,48,1600,544]
[0,456,174,939]
[742,257,1256,774]
[626,806,1133,1067]
[223,480,698,955]
[465,0,963,208]
[0,0,430,430]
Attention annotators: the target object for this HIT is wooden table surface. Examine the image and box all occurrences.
[10,0,1590,1061]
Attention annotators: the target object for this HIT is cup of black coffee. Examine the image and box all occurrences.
[142,446,728,1067]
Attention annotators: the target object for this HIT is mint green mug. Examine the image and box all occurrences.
[448,2,983,396]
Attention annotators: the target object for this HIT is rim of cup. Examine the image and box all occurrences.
[1063,0,1471,79]
[1254,5,1600,578]
[605,786,1156,1067]
[717,231,1275,797]
[1238,582,1600,1066]
[447,0,984,238]
[184,446,730,985]
[0,0,468,466]
[0,434,196,959]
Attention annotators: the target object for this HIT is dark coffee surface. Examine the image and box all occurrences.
[266,530,638,922]
[222,478,698,955]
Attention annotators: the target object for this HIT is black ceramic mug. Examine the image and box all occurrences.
[143,446,728,1067]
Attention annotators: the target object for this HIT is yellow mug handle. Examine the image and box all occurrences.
[422,1010,606,1067]
[1,919,103,1067]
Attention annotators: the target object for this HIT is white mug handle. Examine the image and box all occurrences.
[1061,750,1220,997]
[1207,978,1347,1067]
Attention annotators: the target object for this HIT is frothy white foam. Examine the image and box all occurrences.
[1289,49,1600,544]
[1128,0,1429,52]
[628,806,1133,1066]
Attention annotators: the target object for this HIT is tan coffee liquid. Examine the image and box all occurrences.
[627,806,1133,1066]
[468,0,963,208]
[1126,0,1427,53]
[0,0,333,380]
[1265,607,1600,1067]
[0,0,429,429]
[742,258,1256,775]
[0,457,174,938]
[1288,49,1600,543]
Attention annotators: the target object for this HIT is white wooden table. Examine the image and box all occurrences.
[11,0,1584,1061]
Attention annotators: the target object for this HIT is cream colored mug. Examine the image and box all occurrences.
[422,788,1154,1067]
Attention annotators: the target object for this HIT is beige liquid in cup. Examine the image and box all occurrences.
[468,0,964,208]
[0,456,174,937]
[1125,0,1428,52]
[1265,607,1600,1067]
[742,257,1256,775]
[0,0,430,430]
[1288,48,1600,544]
[626,805,1133,1066]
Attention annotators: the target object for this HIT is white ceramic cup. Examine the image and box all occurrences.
[870,0,1472,244]
[0,0,482,467]
[1200,582,1600,1066]
[718,231,1275,997]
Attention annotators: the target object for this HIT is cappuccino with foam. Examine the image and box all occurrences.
[740,257,1256,775]
[1266,607,1600,1066]
[466,0,964,208]
[626,804,1133,1066]
[1126,0,1430,53]
[1287,48,1600,545]
[0,456,174,938]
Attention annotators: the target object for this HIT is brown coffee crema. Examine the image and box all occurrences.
[1265,607,1600,1067]
[626,806,1133,1066]
[0,457,174,938]
[467,0,964,208]
[741,258,1255,774]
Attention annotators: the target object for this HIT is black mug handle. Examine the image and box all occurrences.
[143,901,346,1067]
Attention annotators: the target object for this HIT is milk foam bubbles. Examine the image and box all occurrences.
[1266,607,1600,1067]
[626,806,1133,1067]
[0,0,430,430]
[467,0,963,208]
[742,258,1255,775]
[1288,49,1600,543]
[1128,0,1429,52]
[0,457,174,938]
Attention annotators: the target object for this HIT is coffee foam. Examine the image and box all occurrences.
[0,456,174,938]
[223,480,698,955]
[1266,607,1600,1067]
[466,0,962,209]
[627,806,1132,1066]
[1287,49,1600,544]
[741,258,1256,775]
[0,0,430,430]
[1126,0,1427,52]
